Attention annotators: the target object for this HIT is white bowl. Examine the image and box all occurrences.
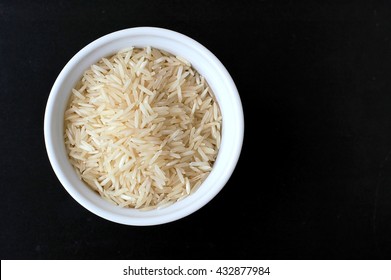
[44,27,244,226]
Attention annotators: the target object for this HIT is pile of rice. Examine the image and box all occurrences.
[64,47,222,209]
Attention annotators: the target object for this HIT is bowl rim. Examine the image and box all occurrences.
[44,26,244,225]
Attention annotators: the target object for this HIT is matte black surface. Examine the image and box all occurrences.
[1,1,391,259]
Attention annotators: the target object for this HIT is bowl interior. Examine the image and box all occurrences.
[45,27,243,225]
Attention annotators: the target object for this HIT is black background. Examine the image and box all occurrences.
[1,0,391,259]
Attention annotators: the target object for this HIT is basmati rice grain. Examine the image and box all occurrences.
[64,47,222,209]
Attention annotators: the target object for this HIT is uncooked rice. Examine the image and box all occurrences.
[64,47,222,209]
